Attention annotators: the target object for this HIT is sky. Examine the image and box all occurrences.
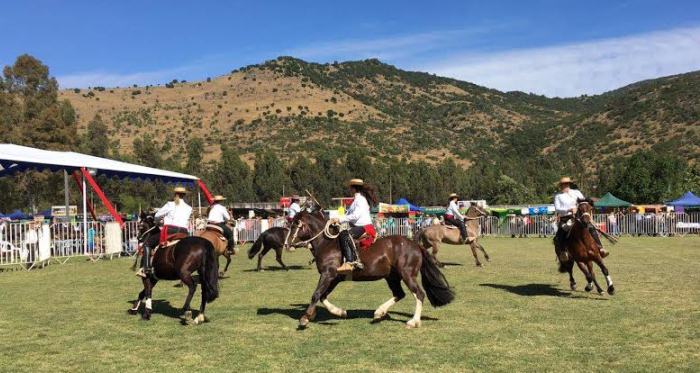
[1,0,699,97]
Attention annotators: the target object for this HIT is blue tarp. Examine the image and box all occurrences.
[667,192,700,207]
[7,210,30,220]
[394,198,424,212]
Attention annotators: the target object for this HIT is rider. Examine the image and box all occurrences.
[444,193,468,243]
[208,195,234,255]
[137,186,192,277]
[331,178,378,273]
[553,176,608,262]
[287,195,301,225]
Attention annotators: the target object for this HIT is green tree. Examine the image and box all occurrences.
[185,137,204,174]
[253,151,288,201]
[81,114,109,157]
[209,145,255,202]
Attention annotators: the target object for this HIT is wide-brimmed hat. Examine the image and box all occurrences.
[348,178,364,187]
[558,177,574,186]
[213,195,227,202]
[291,195,300,201]
[173,186,188,194]
[448,193,459,200]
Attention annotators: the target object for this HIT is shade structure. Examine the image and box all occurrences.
[666,192,700,207]
[394,198,424,212]
[595,192,632,208]
[0,144,199,183]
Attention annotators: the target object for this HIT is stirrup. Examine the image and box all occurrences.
[135,268,147,278]
[352,261,364,270]
[337,262,354,274]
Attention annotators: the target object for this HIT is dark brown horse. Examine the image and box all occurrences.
[290,209,454,329]
[247,226,291,271]
[128,213,220,324]
[558,199,616,295]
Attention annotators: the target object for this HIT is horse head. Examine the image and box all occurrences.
[466,205,488,219]
[576,198,594,224]
[138,211,158,242]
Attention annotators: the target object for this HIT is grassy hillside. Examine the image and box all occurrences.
[60,57,699,167]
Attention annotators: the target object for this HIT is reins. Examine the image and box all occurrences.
[291,219,339,246]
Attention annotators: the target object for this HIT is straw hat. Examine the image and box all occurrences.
[291,195,300,201]
[448,193,459,200]
[213,195,227,202]
[173,186,188,194]
[348,178,364,187]
[558,176,574,186]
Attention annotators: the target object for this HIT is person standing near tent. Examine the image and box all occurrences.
[445,193,468,243]
[137,186,192,277]
[553,177,608,262]
[208,195,234,254]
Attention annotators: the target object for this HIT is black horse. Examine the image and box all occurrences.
[247,227,293,271]
[128,212,220,324]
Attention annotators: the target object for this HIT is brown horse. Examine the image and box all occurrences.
[558,199,616,295]
[128,213,219,324]
[196,224,234,278]
[290,209,454,329]
[416,206,490,267]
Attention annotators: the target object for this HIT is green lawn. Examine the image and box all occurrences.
[1,237,698,372]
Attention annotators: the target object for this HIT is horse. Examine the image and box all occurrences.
[416,205,490,267]
[128,212,220,324]
[290,208,454,329]
[195,224,235,278]
[558,199,616,295]
[247,226,291,271]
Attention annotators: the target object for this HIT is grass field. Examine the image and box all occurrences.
[1,237,698,372]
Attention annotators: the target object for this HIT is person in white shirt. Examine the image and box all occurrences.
[553,177,608,262]
[138,186,192,277]
[330,178,378,273]
[208,195,234,254]
[287,196,301,224]
[444,193,467,243]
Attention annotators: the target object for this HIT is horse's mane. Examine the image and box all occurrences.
[577,197,595,206]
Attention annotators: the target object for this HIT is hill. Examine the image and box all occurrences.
[59,58,699,170]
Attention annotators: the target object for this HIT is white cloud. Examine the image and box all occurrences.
[422,26,700,97]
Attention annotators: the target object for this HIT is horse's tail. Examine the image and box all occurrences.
[419,246,455,307]
[201,241,219,303]
[248,233,264,259]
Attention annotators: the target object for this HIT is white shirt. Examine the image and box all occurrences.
[207,204,230,223]
[446,201,464,220]
[339,193,372,226]
[155,200,192,228]
[554,189,585,217]
[288,202,301,218]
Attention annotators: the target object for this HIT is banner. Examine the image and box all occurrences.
[38,224,51,262]
[378,203,410,214]
[105,222,122,255]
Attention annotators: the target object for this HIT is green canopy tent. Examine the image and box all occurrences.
[595,192,632,208]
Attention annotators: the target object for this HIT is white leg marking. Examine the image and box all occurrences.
[374,297,397,319]
[193,313,206,325]
[322,299,346,317]
[606,275,613,286]
[406,293,423,328]
[145,298,152,310]
[131,299,141,311]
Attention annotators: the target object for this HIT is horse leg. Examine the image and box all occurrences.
[431,241,444,268]
[320,277,346,318]
[594,257,615,295]
[274,247,288,270]
[469,241,482,267]
[587,261,605,294]
[576,261,596,293]
[373,273,405,322]
[180,271,197,322]
[257,246,272,272]
[299,272,335,329]
[142,278,158,320]
[477,242,490,262]
[400,269,426,329]
[128,287,146,315]
[193,279,208,325]
[567,260,577,291]
[219,252,231,278]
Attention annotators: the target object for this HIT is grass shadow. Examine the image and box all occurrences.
[480,283,572,297]
[242,265,309,272]
[126,299,183,320]
[257,303,438,325]
[440,262,464,267]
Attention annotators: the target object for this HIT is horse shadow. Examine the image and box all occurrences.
[126,299,186,320]
[242,265,309,273]
[257,303,438,326]
[479,283,609,300]
[440,262,463,267]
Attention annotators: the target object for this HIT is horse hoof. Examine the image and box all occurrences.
[184,310,193,321]
[570,284,577,291]
[406,319,421,329]
[127,308,138,315]
[372,312,387,323]
[298,317,309,329]
[340,309,348,318]
[585,285,593,292]
[476,262,483,267]
[608,285,616,295]
[141,314,151,321]
[193,314,206,325]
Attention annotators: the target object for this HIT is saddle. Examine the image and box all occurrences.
[158,233,188,249]
[442,224,459,230]
[205,224,227,240]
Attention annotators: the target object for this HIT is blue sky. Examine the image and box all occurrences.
[1,0,699,97]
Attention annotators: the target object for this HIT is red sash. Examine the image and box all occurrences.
[360,224,377,249]
[159,225,170,245]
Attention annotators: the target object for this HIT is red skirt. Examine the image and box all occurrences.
[360,224,377,249]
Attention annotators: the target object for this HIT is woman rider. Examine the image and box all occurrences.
[331,178,378,273]
[444,193,468,243]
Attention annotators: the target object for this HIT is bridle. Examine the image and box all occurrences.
[288,217,339,246]
[576,201,592,223]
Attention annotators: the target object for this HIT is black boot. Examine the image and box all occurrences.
[588,225,609,257]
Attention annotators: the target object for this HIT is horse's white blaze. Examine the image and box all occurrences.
[374,297,397,319]
[406,293,422,328]
[606,275,613,286]
[145,298,152,310]
[322,299,345,317]
[131,299,141,311]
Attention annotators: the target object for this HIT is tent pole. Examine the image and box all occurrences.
[198,190,202,217]
[64,170,70,221]
[82,173,88,255]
